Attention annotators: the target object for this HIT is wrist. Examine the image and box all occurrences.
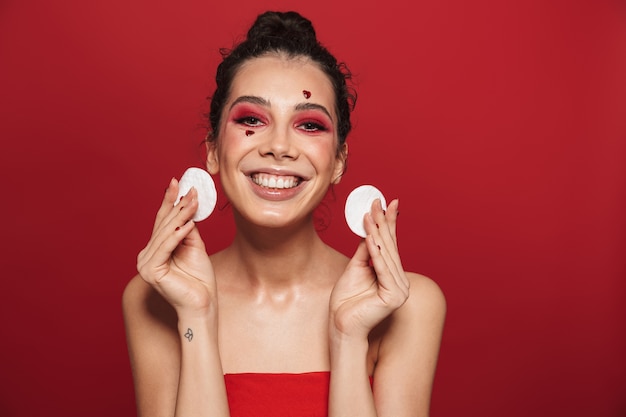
[175,301,218,322]
[177,313,218,340]
[328,314,369,344]
[329,328,369,357]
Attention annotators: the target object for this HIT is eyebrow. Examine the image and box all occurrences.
[295,102,333,121]
[229,95,269,110]
[229,95,334,120]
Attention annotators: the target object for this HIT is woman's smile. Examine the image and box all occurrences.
[250,173,301,190]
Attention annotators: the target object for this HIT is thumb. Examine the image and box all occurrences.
[186,223,203,242]
[178,222,206,250]
[348,238,371,268]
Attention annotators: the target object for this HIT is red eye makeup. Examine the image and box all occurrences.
[227,96,335,135]
[230,104,268,128]
[294,107,333,134]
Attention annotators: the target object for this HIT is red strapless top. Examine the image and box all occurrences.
[224,372,372,417]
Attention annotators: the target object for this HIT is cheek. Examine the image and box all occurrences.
[305,141,340,170]
[218,128,248,154]
[215,133,259,173]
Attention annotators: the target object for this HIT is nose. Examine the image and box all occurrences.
[258,127,298,160]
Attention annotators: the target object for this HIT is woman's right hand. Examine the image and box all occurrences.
[136,177,217,319]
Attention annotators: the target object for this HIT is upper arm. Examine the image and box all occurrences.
[372,273,446,417]
[122,275,181,417]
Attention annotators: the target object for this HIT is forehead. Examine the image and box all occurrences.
[228,55,336,114]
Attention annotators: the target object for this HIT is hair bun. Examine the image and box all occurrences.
[247,11,317,44]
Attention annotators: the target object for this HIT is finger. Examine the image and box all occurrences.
[145,190,199,256]
[139,191,200,274]
[384,199,400,243]
[379,200,406,288]
[364,211,409,292]
[148,186,199,246]
[176,219,206,252]
[364,213,400,279]
[371,198,398,248]
[347,238,371,268]
[364,233,408,306]
[139,218,197,283]
[152,177,180,234]
[151,220,197,279]
[368,199,404,271]
[153,180,200,234]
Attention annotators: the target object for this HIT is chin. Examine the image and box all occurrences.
[240,206,311,230]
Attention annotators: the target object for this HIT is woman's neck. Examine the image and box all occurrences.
[214,216,344,290]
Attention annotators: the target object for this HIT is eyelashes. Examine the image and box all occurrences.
[233,115,265,127]
[298,121,329,132]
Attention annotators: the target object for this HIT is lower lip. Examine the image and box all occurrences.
[248,177,304,201]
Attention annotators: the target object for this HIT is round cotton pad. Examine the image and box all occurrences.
[344,185,387,238]
[175,167,217,222]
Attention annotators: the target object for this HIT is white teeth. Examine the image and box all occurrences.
[252,173,300,189]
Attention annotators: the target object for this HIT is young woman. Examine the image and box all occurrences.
[123,10,446,417]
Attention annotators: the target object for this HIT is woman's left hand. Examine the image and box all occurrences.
[330,199,410,340]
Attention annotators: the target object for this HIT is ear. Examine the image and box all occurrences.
[206,139,220,175]
[331,143,348,184]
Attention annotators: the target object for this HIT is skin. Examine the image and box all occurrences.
[123,55,446,417]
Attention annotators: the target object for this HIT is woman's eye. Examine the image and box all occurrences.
[235,116,264,127]
[299,122,327,132]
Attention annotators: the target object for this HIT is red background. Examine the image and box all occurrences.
[1,0,625,416]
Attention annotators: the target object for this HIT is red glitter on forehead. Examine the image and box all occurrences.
[302,90,311,99]
[245,130,254,136]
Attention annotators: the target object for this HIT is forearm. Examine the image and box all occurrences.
[328,334,377,417]
[175,316,230,417]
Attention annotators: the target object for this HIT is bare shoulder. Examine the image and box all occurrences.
[403,272,447,320]
[379,271,446,346]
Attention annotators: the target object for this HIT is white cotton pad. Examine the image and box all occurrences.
[344,185,387,238]
[175,167,217,222]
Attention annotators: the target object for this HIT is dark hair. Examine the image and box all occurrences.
[206,11,356,151]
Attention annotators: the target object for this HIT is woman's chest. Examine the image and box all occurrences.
[217,295,332,373]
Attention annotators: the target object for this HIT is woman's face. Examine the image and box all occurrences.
[207,54,346,228]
